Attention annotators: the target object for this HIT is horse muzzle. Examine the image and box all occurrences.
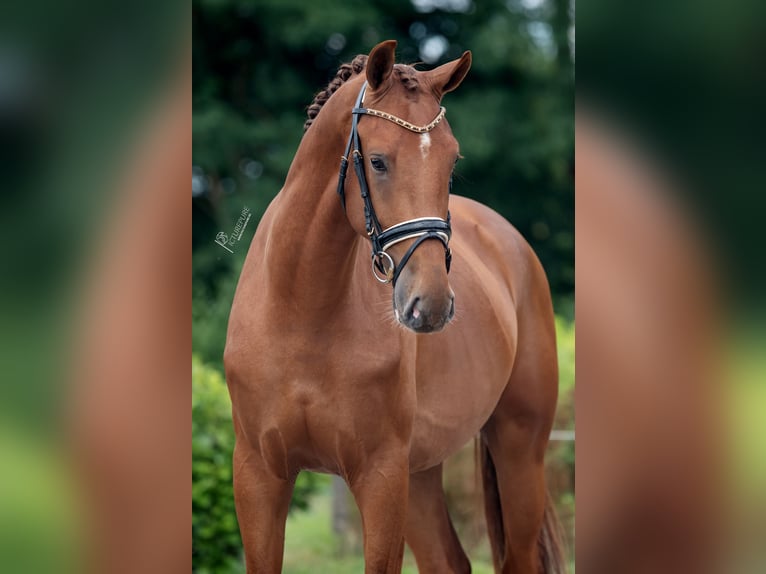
[395,288,455,333]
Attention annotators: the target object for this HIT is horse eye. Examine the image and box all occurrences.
[370,157,387,172]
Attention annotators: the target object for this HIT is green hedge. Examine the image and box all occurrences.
[192,356,241,573]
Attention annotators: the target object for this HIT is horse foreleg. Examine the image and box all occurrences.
[350,453,409,574]
[232,442,294,574]
[405,463,471,574]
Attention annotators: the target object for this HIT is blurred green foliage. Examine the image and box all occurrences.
[0,428,81,574]
[549,316,575,554]
[192,356,325,572]
[553,314,575,471]
[556,315,575,394]
[193,273,240,372]
[192,356,241,573]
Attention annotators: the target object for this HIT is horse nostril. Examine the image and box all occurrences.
[449,296,455,317]
[409,297,421,320]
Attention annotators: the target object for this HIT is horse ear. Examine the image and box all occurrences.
[428,51,472,98]
[366,40,397,91]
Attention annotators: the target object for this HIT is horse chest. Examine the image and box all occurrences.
[229,329,415,471]
[254,375,414,476]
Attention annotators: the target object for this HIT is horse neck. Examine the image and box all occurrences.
[264,108,361,310]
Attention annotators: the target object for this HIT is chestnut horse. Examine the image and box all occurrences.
[224,40,564,573]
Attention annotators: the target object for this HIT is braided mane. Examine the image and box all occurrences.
[304,55,368,132]
[303,56,421,132]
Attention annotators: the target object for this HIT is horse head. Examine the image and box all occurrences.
[340,40,471,333]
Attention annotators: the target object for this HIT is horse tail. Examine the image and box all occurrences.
[479,440,568,573]
[538,490,568,574]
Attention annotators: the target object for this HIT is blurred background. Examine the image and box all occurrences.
[192,0,574,572]
[576,2,766,572]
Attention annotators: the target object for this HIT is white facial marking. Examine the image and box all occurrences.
[419,133,431,159]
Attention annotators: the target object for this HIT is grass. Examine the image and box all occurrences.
[282,486,495,574]
[223,475,573,573]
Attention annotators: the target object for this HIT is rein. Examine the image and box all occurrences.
[336,81,452,285]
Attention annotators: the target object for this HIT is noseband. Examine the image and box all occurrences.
[336,81,452,285]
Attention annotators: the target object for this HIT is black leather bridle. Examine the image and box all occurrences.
[336,81,452,286]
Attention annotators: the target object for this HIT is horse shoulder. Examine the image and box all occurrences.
[449,194,548,308]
